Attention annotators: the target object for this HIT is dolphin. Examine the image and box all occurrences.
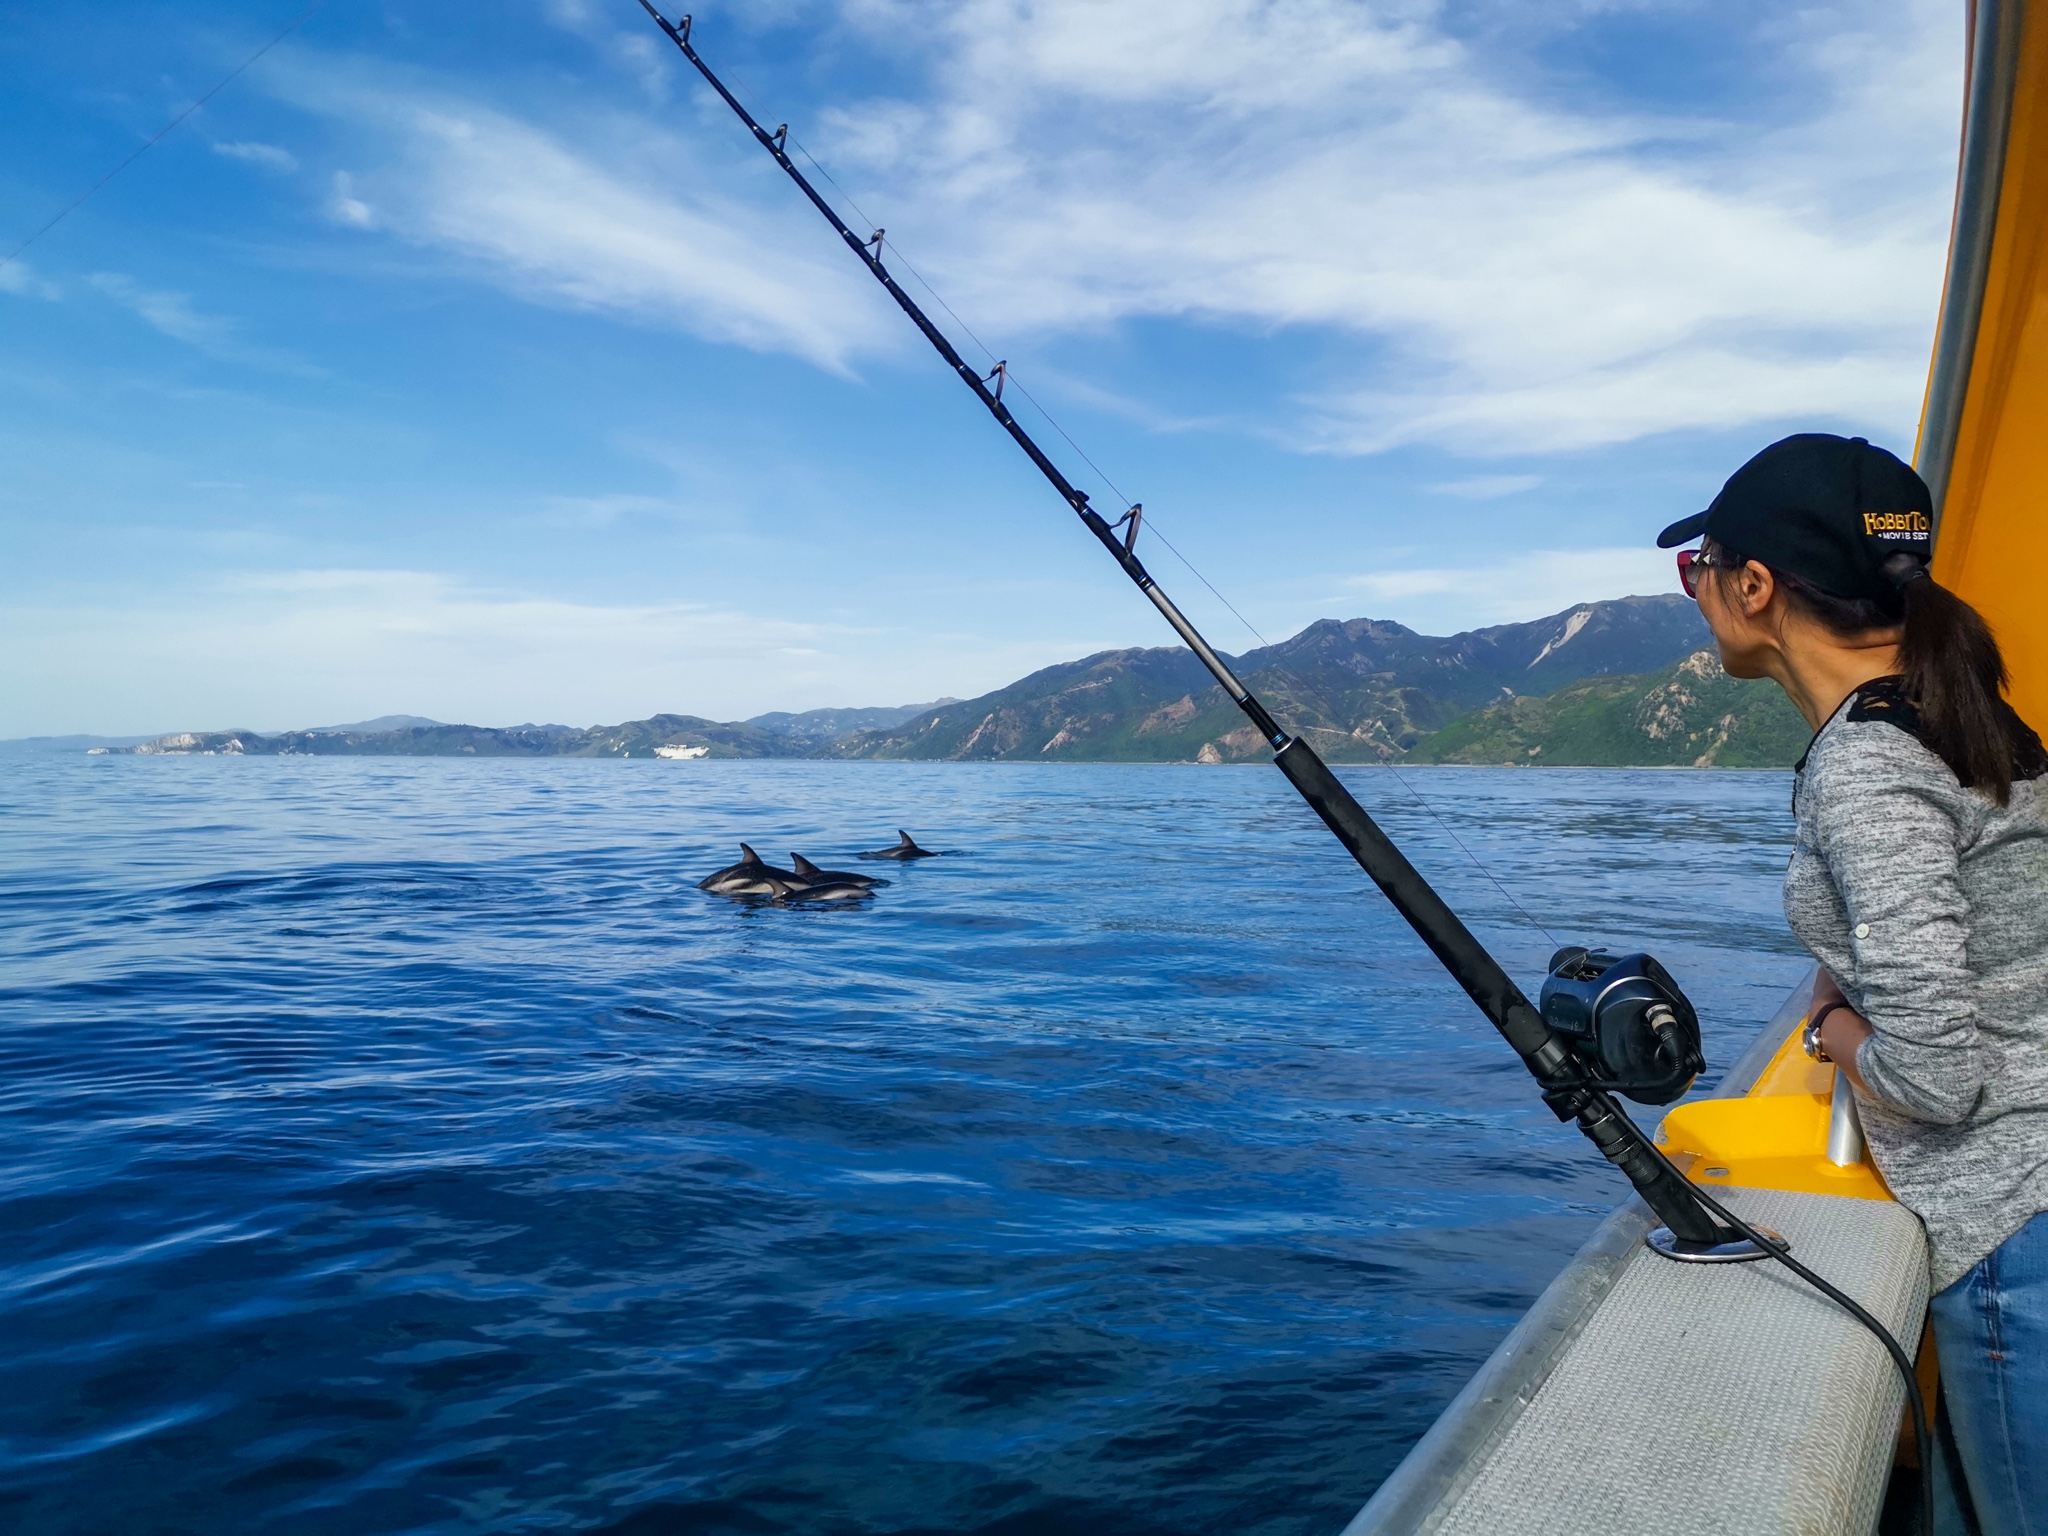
[858,830,938,860]
[775,879,875,905]
[698,843,807,896]
[790,853,887,888]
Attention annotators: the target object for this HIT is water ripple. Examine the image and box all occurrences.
[0,757,1803,1533]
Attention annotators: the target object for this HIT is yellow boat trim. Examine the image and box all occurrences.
[1657,1017,1896,1200]
[1920,1,2047,731]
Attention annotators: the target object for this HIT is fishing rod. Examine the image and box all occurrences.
[637,21,1943,1518]
[634,3,1741,1258]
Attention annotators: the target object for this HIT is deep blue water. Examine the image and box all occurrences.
[0,757,1809,1535]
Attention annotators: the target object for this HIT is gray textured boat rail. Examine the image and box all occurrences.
[1345,972,1930,1536]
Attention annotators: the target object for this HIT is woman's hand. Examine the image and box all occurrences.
[1818,997,1875,1095]
[1809,969,1874,1093]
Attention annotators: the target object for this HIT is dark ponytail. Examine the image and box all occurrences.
[1709,540,2037,803]
[1883,556,2025,804]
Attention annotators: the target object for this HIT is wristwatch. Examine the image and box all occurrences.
[1803,1001,1848,1063]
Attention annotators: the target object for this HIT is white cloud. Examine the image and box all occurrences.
[1302,346,1922,456]
[255,1,1958,450]
[213,140,300,171]
[540,0,675,96]
[275,67,896,373]
[1338,545,1680,629]
[793,0,1960,452]
[88,273,233,347]
[0,569,1106,736]
[534,491,723,529]
[0,259,61,300]
[327,170,376,228]
[86,273,316,374]
[1432,474,1541,500]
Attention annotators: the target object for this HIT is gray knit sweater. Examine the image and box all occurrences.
[1784,681,2048,1291]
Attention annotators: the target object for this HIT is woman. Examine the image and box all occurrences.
[1661,432,2048,1533]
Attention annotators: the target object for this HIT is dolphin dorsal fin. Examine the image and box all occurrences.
[739,842,761,862]
[791,853,819,876]
[897,830,915,846]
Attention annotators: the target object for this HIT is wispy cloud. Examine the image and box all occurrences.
[89,273,237,348]
[0,568,1105,735]
[793,0,1958,453]
[326,170,376,228]
[1338,545,1680,628]
[247,1,1958,451]
[1432,474,1541,500]
[540,0,675,97]
[272,63,895,373]
[535,491,717,529]
[0,259,61,300]
[212,140,299,171]
[87,272,317,374]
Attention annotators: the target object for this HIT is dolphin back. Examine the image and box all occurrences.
[860,830,936,860]
[700,842,804,894]
[791,853,886,887]
[777,879,874,904]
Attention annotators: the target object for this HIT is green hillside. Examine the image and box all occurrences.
[833,596,1712,763]
[1410,649,1811,767]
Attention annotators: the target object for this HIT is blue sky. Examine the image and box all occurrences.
[2,0,1964,735]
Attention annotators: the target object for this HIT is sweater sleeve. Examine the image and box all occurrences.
[1810,729,1985,1124]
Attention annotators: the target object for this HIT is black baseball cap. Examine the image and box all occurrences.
[1656,433,1932,602]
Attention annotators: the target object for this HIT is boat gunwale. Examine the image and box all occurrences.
[1341,971,1817,1535]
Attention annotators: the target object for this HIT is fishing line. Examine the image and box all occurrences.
[674,17,1563,947]
[1374,762,1563,947]
[782,134,1142,513]
[773,121,1279,656]
[783,113,1307,672]
[1130,518,1273,650]
[1,1,324,273]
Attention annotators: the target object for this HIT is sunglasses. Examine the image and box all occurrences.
[1675,546,1741,599]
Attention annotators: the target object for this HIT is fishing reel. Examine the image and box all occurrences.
[1538,948,1703,1106]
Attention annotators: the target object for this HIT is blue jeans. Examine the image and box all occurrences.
[1931,1211,2048,1536]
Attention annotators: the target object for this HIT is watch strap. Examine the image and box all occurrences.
[1804,1000,1849,1062]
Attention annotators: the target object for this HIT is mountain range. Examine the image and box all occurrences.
[88,596,1811,768]
[830,595,1712,763]
[109,700,948,761]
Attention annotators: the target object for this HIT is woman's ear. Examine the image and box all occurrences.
[1734,560,1777,618]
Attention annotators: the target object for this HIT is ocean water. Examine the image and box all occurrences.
[0,756,1810,1535]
